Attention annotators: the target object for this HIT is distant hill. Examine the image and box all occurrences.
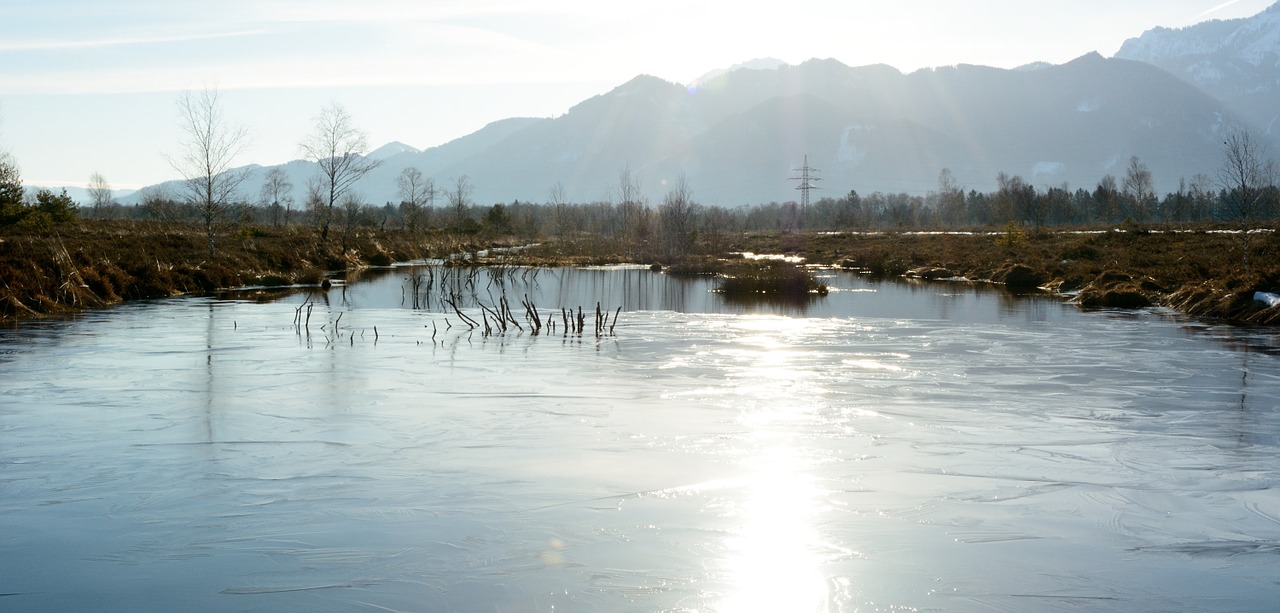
[366,141,421,161]
[689,57,788,87]
[123,55,1262,207]
[1115,1,1280,137]
[341,54,1248,205]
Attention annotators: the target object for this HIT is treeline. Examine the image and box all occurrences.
[796,176,1275,231]
[25,176,1280,237]
[55,168,1275,267]
[9,127,1279,266]
[0,154,78,228]
[45,169,1280,234]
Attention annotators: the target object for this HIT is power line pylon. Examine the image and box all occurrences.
[788,154,821,231]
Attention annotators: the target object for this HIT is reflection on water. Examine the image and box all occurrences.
[716,317,830,612]
[1,268,1278,611]
[263,264,1074,325]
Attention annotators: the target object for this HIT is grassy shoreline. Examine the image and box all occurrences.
[718,226,1280,324]
[2,221,1278,325]
[0,221,512,320]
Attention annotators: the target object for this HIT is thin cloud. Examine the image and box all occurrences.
[246,0,593,24]
[0,30,271,53]
[1196,0,1245,20]
[0,49,585,95]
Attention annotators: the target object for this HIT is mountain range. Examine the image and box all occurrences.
[1115,2,1280,138]
[113,3,1279,208]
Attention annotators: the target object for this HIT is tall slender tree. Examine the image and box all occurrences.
[1217,131,1276,273]
[615,166,649,251]
[168,87,251,257]
[1122,155,1154,223]
[87,172,113,217]
[259,167,294,227]
[396,167,434,232]
[658,174,696,258]
[548,182,572,236]
[300,103,381,240]
[446,175,473,230]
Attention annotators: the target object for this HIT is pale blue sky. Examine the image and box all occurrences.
[1,0,1273,190]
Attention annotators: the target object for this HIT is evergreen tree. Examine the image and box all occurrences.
[34,188,78,223]
[0,153,23,224]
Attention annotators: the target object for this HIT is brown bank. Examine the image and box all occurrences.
[2,221,1278,325]
[718,225,1280,325]
[0,221,507,320]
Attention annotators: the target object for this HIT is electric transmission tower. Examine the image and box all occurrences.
[788,154,821,231]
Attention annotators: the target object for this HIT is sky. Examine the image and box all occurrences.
[0,0,1275,192]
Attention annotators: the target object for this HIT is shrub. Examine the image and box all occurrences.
[994,221,1029,249]
[717,260,828,298]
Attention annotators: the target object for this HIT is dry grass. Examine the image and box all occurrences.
[723,227,1279,323]
[0,220,509,320]
[3,221,1278,324]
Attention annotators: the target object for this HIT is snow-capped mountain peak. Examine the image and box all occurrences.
[1114,1,1280,134]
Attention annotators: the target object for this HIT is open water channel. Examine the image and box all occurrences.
[2,265,1278,612]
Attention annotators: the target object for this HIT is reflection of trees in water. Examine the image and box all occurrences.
[1233,344,1269,449]
[403,265,546,312]
[1176,323,1279,448]
[996,286,1051,321]
[1240,343,1249,423]
[554,267,700,313]
[1178,322,1280,359]
[204,302,215,446]
[718,291,822,316]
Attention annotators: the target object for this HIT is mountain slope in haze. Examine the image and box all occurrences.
[689,57,788,87]
[388,54,1245,205]
[126,55,1255,208]
[366,141,421,161]
[1116,1,1280,135]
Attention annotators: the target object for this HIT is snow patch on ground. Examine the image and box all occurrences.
[1255,291,1280,307]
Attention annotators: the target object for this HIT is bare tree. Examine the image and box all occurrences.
[396,167,434,232]
[615,166,650,252]
[336,192,368,251]
[300,102,381,240]
[937,168,966,227]
[699,204,734,251]
[548,182,572,236]
[168,87,251,257]
[658,174,696,259]
[87,172,113,218]
[1216,131,1276,273]
[138,185,174,222]
[1218,131,1272,224]
[259,167,294,227]
[446,175,472,230]
[304,176,325,228]
[1122,155,1154,223]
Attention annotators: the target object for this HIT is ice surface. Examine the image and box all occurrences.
[1,270,1278,612]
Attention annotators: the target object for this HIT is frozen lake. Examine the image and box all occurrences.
[2,266,1279,611]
